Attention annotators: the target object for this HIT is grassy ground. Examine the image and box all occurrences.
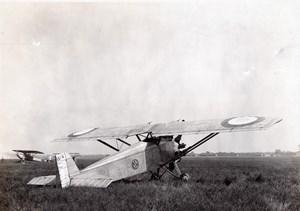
[0,157,299,211]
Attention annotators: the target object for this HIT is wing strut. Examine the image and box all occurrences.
[97,139,119,152]
[161,132,219,167]
[116,138,131,146]
[181,132,219,156]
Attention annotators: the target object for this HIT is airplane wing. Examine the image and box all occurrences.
[54,116,282,141]
[152,116,282,136]
[13,150,44,154]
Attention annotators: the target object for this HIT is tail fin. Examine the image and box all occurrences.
[56,152,80,188]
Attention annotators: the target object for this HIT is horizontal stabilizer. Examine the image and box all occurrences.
[27,175,56,186]
[71,178,113,188]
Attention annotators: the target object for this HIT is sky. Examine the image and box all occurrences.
[0,1,299,155]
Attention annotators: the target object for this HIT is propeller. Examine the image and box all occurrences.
[169,134,186,172]
[174,135,186,149]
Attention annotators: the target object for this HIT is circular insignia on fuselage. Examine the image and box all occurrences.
[132,159,139,170]
[221,116,264,128]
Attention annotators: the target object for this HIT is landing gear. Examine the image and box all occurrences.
[150,174,160,180]
[149,168,166,180]
[167,162,191,181]
[150,161,191,182]
[150,167,191,182]
[155,133,219,182]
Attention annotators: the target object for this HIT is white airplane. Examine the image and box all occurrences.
[28,116,281,188]
[13,150,80,163]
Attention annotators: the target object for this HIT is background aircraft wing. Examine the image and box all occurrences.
[54,116,281,142]
[13,150,44,154]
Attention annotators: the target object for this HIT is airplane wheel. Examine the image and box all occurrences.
[150,174,160,180]
[181,173,190,182]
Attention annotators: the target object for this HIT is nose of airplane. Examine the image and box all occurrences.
[173,141,179,152]
[174,135,186,151]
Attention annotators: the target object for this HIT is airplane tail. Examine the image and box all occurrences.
[27,152,79,188]
[28,152,113,188]
[56,152,80,188]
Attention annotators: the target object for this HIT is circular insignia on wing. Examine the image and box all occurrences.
[68,128,97,137]
[228,116,258,125]
[132,159,139,170]
[221,116,264,128]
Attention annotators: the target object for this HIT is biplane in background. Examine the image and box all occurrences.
[13,150,80,163]
[28,116,281,188]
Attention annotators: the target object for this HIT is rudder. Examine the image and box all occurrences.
[56,152,80,188]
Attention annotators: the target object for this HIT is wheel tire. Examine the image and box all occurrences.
[181,173,190,182]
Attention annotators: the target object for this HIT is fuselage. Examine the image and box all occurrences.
[75,136,178,181]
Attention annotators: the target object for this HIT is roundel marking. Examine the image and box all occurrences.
[228,116,258,126]
[221,116,264,128]
[68,128,97,137]
[132,159,139,170]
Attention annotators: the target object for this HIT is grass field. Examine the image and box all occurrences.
[0,156,300,211]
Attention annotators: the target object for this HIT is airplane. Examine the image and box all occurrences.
[13,150,52,163]
[28,116,282,188]
[13,150,80,163]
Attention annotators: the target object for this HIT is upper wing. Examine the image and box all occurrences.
[54,116,282,142]
[13,150,44,154]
